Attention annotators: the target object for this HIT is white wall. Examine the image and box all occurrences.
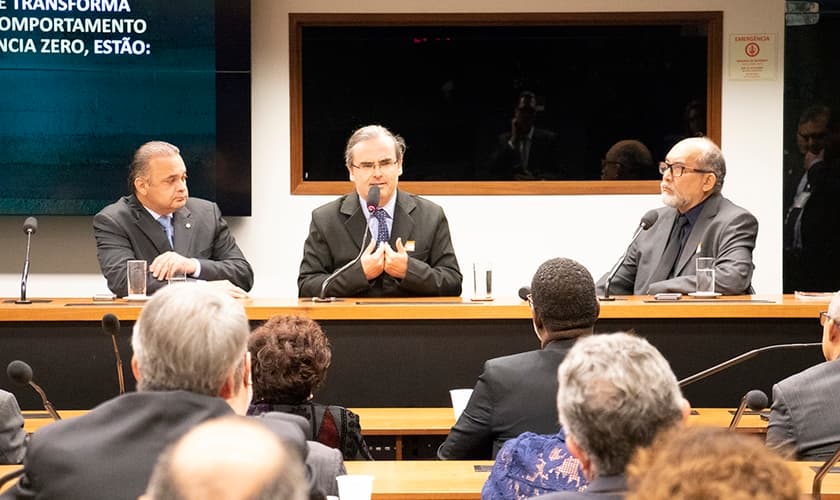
[0,0,785,298]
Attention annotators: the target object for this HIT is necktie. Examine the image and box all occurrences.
[667,215,690,278]
[652,215,688,282]
[373,209,390,245]
[158,215,174,249]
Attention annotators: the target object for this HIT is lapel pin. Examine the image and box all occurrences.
[405,240,415,252]
[185,223,191,229]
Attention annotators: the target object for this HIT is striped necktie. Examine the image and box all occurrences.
[158,215,174,249]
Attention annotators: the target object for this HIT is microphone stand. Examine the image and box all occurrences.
[112,335,125,395]
[601,223,646,301]
[29,381,61,420]
[15,230,33,304]
[314,230,372,303]
[812,446,840,500]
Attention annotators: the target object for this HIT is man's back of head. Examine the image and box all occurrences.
[530,257,599,342]
[556,332,686,479]
[131,284,249,396]
[142,416,308,500]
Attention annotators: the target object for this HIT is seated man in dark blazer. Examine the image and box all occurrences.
[767,292,840,461]
[94,141,253,298]
[541,333,689,499]
[298,125,462,298]
[3,285,254,500]
[596,137,758,296]
[437,257,599,459]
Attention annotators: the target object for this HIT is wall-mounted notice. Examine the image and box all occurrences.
[729,33,777,81]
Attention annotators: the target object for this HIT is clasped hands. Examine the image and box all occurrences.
[361,237,409,281]
[149,251,248,298]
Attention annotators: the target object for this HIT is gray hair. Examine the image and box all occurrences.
[344,124,406,169]
[128,141,181,194]
[144,416,308,500]
[830,292,840,319]
[131,285,249,396]
[556,332,684,477]
[688,137,726,193]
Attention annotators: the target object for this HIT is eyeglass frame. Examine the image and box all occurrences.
[658,160,714,177]
[351,158,399,171]
[820,311,837,327]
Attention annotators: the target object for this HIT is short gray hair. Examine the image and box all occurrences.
[556,333,684,477]
[689,137,726,193]
[830,292,840,319]
[128,141,180,193]
[344,124,406,169]
[131,285,249,396]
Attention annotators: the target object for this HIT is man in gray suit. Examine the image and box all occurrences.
[596,137,758,295]
[94,141,253,298]
[767,292,840,461]
[298,125,462,298]
[437,257,598,459]
[0,390,25,465]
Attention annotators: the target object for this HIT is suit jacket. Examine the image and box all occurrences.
[0,391,25,465]
[766,358,840,461]
[298,190,462,298]
[596,193,758,295]
[537,474,627,500]
[437,338,576,460]
[93,195,253,297]
[2,391,233,500]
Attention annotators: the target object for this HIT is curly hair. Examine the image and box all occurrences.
[626,426,800,500]
[530,257,599,337]
[249,316,332,404]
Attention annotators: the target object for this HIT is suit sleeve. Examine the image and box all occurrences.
[193,203,254,291]
[297,215,372,298]
[437,362,495,459]
[595,237,641,296]
[0,392,25,465]
[398,211,462,296]
[92,210,160,297]
[648,210,757,295]
[766,383,798,459]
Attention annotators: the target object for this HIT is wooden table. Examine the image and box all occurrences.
[0,295,829,409]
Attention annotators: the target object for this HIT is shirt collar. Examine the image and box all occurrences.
[358,190,397,220]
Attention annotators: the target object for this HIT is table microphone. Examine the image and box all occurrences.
[728,389,768,430]
[16,216,38,305]
[6,360,61,420]
[102,313,125,395]
[678,342,821,388]
[600,209,659,301]
[315,185,379,302]
[518,286,530,301]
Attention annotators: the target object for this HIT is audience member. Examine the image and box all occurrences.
[539,333,689,499]
[627,426,799,500]
[481,427,585,500]
[599,140,657,180]
[248,315,373,460]
[0,390,25,465]
[141,416,308,500]
[483,91,565,180]
[94,140,253,298]
[767,291,840,460]
[298,124,462,298]
[784,107,840,292]
[437,257,599,459]
[596,137,758,295]
[3,285,253,499]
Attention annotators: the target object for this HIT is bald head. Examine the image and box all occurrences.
[143,417,307,500]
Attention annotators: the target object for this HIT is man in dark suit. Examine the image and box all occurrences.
[94,141,253,298]
[767,293,840,461]
[298,125,462,298]
[437,257,599,459]
[596,137,757,296]
[2,285,254,500]
[540,333,689,499]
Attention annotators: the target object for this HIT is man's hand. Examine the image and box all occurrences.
[149,251,197,281]
[805,149,825,170]
[384,237,408,279]
[207,280,250,299]
[360,239,386,280]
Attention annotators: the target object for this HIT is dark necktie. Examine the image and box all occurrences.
[653,215,688,282]
[158,215,174,249]
[373,209,390,245]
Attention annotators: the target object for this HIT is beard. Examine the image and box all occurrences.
[661,190,684,209]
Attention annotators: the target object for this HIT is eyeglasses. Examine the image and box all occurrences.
[658,161,714,177]
[601,159,623,169]
[352,158,398,171]
[820,311,837,327]
[798,131,828,141]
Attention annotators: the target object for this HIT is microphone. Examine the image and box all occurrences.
[678,342,821,388]
[102,313,125,395]
[518,286,531,301]
[314,185,379,302]
[16,216,38,305]
[7,360,61,420]
[600,210,659,301]
[728,389,768,430]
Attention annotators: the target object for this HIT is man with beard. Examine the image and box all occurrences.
[596,137,757,295]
